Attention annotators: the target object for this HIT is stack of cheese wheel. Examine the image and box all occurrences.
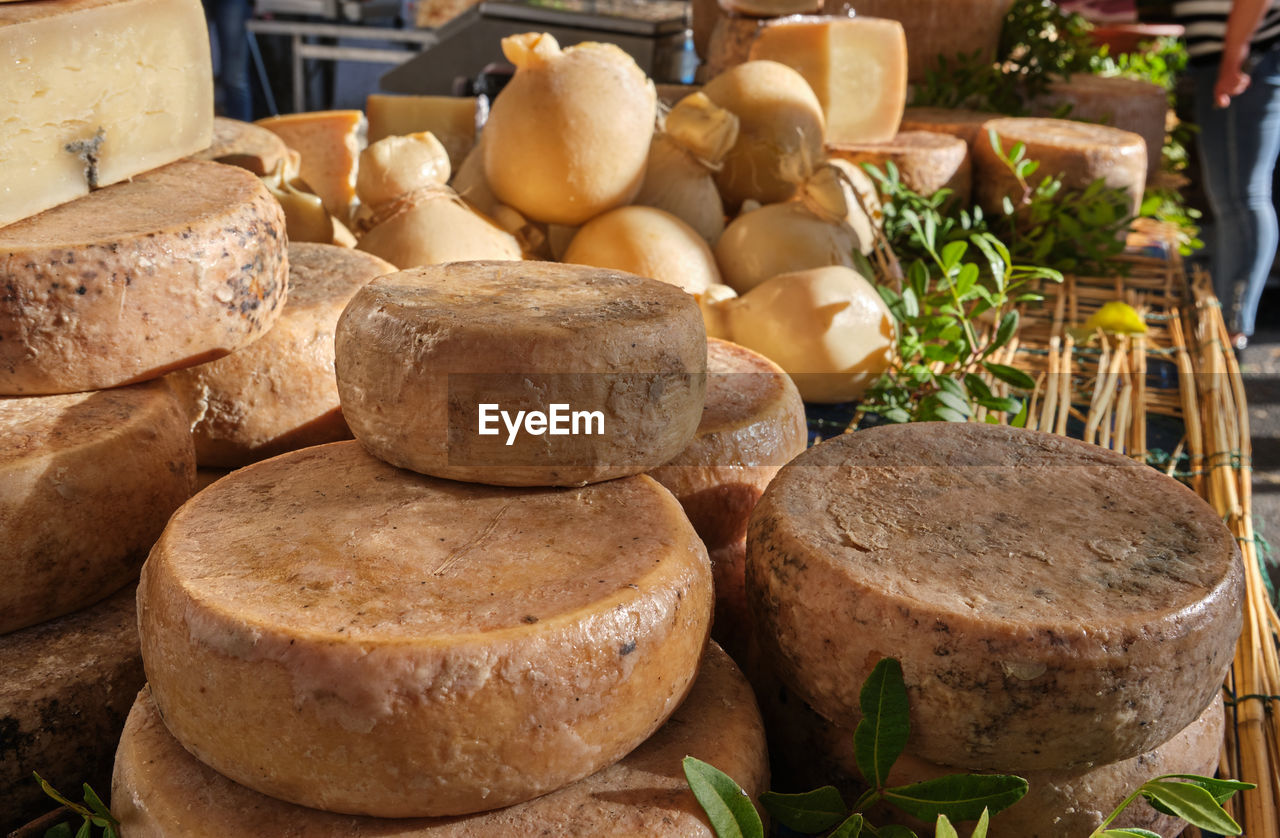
[746,422,1243,835]
[120,259,771,834]
[1,0,294,827]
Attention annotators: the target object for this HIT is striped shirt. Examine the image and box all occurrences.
[1164,0,1280,61]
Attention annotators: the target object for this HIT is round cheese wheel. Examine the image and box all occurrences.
[0,381,195,634]
[113,642,765,837]
[167,243,394,468]
[1031,74,1167,182]
[747,422,1242,770]
[0,159,288,395]
[335,261,707,487]
[827,131,971,205]
[974,117,1148,218]
[191,117,292,176]
[138,441,714,818]
[899,106,1004,152]
[1,586,144,832]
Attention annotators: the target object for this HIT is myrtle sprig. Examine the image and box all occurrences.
[32,773,119,838]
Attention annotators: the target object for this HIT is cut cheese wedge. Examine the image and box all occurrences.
[975,116,1148,217]
[2,586,144,831]
[1031,73,1168,181]
[113,642,764,836]
[900,106,1004,152]
[167,243,395,468]
[256,110,366,222]
[0,159,289,395]
[748,16,907,145]
[366,94,478,172]
[335,261,707,486]
[747,422,1242,770]
[827,131,971,204]
[0,381,195,634]
[138,441,714,817]
[191,117,292,176]
[0,0,214,228]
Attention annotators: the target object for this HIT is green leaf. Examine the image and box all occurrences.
[964,374,993,401]
[75,822,91,838]
[983,362,1036,390]
[936,389,973,417]
[1138,780,1243,834]
[34,773,79,811]
[971,807,991,838]
[1154,774,1255,806]
[882,773,1028,822]
[935,814,960,838]
[900,287,920,319]
[979,395,1023,414]
[43,825,74,838]
[854,658,910,790]
[937,376,966,399]
[682,757,765,838]
[986,311,1019,357]
[83,785,114,822]
[828,813,865,838]
[759,786,847,833]
[1098,830,1164,838]
[940,240,968,272]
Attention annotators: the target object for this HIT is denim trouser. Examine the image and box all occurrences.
[1190,47,1280,337]
[204,0,254,122]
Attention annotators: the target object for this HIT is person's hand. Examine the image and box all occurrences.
[1215,49,1253,107]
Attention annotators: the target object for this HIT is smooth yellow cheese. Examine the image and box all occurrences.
[113,643,766,837]
[0,381,194,634]
[167,243,395,468]
[0,159,289,395]
[0,0,214,229]
[366,94,478,172]
[191,117,291,176]
[138,441,713,817]
[2,586,144,832]
[563,206,722,295]
[748,16,907,145]
[827,130,971,204]
[256,110,366,222]
[335,261,707,487]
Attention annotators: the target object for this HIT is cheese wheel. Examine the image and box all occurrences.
[899,106,1004,152]
[1,586,144,832]
[827,131,972,205]
[191,117,291,176]
[974,117,1148,218]
[563,206,721,296]
[702,13,765,79]
[335,260,707,487]
[167,243,394,468]
[0,159,288,396]
[1030,73,1168,181]
[747,422,1242,770]
[0,381,195,634]
[138,441,713,817]
[256,110,366,222]
[113,642,764,836]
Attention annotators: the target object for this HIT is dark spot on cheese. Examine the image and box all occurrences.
[620,640,637,655]
[76,286,86,295]
[523,615,538,624]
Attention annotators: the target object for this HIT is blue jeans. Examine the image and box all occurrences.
[1190,47,1280,337]
[204,0,253,121]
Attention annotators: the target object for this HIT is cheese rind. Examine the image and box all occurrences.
[335,261,707,487]
[748,16,907,145]
[138,441,714,817]
[1,586,144,833]
[0,381,195,634]
[191,117,291,176]
[166,243,395,468]
[900,106,1004,152]
[827,131,971,204]
[0,159,289,395]
[0,0,214,228]
[113,643,765,836]
[747,422,1242,769]
[256,110,366,222]
[1030,73,1168,181]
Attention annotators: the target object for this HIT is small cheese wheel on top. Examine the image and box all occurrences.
[2,586,145,831]
[827,131,971,205]
[113,642,766,837]
[335,261,707,487]
[975,117,1148,218]
[138,441,714,818]
[899,105,1004,152]
[0,381,195,635]
[191,116,291,176]
[167,243,395,468]
[1030,73,1168,181]
[0,159,288,396]
[747,422,1243,770]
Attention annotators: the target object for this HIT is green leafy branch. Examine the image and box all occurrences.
[32,773,119,838]
[1087,774,1254,837]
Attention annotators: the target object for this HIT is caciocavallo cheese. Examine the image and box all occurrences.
[0,159,289,395]
[747,422,1242,771]
[0,381,195,634]
[138,440,714,818]
[0,0,214,228]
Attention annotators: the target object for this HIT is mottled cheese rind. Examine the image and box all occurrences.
[827,131,971,204]
[335,261,707,487]
[0,159,289,395]
[256,110,366,222]
[0,381,195,634]
[1030,73,1168,181]
[900,106,1004,152]
[748,16,907,145]
[747,422,1242,770]
[138,441,714,817]
[191,117,292,176]
[975,117,1148,217]
[1,586,144,833]
[0,0,214,228]
[167,243,394,468]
